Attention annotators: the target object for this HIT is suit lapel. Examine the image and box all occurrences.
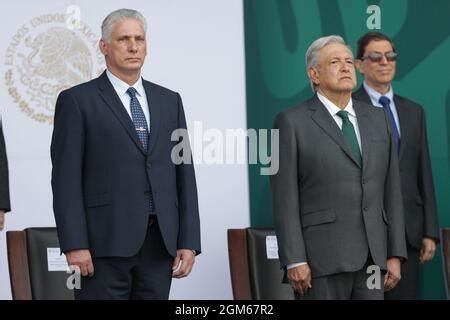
[310,96,361,168]
[143,81,161,156]
[97,71,146,155]
[352,88,373,168]
[353,101,372,169]
[393,95,407,160]
[355,85,405,160]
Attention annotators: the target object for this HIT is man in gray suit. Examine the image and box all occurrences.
[353,32,439,299]
[0,121,11,231]
[271,35,407,300]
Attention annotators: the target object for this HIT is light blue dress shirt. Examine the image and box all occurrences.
[363,81,401,136]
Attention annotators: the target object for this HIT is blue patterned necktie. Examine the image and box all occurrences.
[126,87,154,212]
[126,87,149,151]
[379,96,400,152]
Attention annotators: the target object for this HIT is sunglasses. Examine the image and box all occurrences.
[360,51,398,62]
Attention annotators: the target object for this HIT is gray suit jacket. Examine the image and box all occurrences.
[0,123,10,212]
[353,86,439,249]
[271,95,407,278]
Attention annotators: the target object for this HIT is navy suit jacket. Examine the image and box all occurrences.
[51,71,201,257]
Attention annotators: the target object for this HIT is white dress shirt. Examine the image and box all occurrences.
[317,92,362,151]
[106,69,150,130]
[287,92,362,270]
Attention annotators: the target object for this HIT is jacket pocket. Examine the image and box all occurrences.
[84,193,111,208]
[301,208,336,228]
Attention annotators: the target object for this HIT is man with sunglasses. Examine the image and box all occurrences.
[353,32,439,300]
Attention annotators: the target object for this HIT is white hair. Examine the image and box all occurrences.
[101,8,147,42]
[305,35,352,92]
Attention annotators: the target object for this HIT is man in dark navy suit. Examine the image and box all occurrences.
[51,8,201,299]
[353,32,439,299]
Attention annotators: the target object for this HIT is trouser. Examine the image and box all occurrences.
[74,217,173,300]
[385,243,420,300]
[295,254,384,300]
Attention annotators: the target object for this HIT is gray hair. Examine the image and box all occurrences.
[305,35,352,92]
[101,8,147,42]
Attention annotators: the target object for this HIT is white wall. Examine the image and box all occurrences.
[0,0,249,299]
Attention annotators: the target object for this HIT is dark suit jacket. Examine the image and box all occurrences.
[0,123,10,212]
[353,86,439,249]
[51,71,201,258]
[271,95,407,278]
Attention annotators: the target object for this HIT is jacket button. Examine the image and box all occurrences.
[364,207,368,211]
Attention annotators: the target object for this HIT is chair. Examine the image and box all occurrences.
[7,227,74,300]
[441,228,450,299]
[227,228,294,300]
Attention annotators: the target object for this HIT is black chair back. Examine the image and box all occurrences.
[26,228,74,300]
[246,228,294,300]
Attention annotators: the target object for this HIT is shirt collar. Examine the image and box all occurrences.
[363,81,394,105]
[317,92,355,117]
[106,69,145,98]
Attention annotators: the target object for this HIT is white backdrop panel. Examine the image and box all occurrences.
[0,0,249,300]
